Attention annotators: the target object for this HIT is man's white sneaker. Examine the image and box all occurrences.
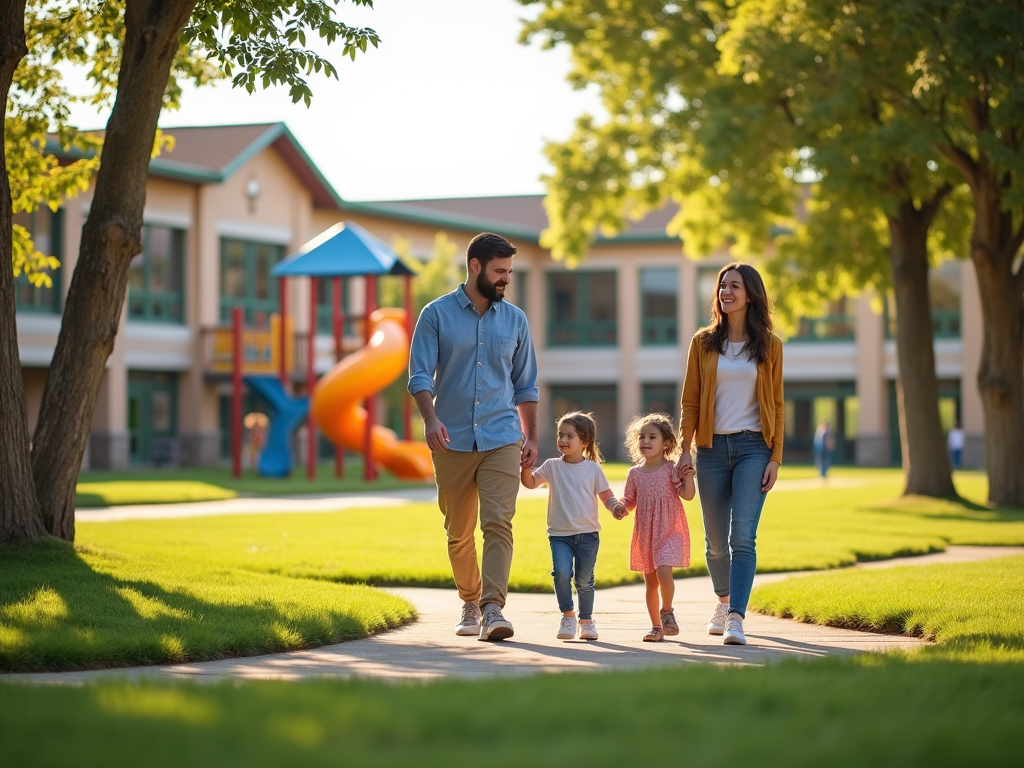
[455,601,481,636]
[723,613,747,645]
[557,615,576,640]
[707,602,730,635]
[578,619,599,641]
[479,603,514,641]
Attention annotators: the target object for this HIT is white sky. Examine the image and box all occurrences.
[66,0,602,202]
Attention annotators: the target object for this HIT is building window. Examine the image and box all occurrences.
[885,260,961,340]
[13,208,62,314]
[127,371,178,464]
[790,297,856,342]
[547,271,617,346]
[513,269,527,316]
[642,383,677,418]
[315,277,352,334]
[695,265,720,327]
[128,225,185,323]
[640,268,678,346]
[219,239,284,327]
[550,384,619,459]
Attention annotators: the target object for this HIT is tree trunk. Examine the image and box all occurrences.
[30,0,197,540]
[969,180,1024,507]
[887,198,958,499]
[0,0,45,544]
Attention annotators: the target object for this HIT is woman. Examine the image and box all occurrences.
[676,263,784,646]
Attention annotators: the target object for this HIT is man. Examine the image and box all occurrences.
[408,232,539,641]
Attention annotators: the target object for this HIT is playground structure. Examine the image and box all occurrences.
[219,222,433,482]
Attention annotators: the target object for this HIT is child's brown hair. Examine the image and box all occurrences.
[624,412,680,464]
[556,411,604,463]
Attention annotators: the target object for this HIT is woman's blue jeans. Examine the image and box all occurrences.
[696,431,771,618]
[549,532,600,620]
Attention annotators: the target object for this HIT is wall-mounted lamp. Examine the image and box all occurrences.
[246,177,261,213]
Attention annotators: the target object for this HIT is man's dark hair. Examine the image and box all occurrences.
[467,232,516,268]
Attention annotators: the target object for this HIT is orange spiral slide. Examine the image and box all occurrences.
[311,307,434,480]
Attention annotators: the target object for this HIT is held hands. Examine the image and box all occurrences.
[611,502,628,520]
[424,416,450,452]
[521,438,538,468]
[675,453,693,484]
[762,460,780,492]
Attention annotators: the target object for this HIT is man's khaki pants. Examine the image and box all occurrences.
[432,442,521,608]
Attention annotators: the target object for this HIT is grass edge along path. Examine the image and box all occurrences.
[750,554,1024,662]
[0,538,415,673]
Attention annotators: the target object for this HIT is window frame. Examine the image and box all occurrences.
[546,270,618,347]
[219,238,284,327]
[639,267,679,347]
[128,224,187,324]
[13,208,63,314]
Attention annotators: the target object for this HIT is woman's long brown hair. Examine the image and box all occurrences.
[699,262,774,365]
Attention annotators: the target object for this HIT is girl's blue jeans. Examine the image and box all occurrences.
[548,532,600,620]
[696,431,772,618]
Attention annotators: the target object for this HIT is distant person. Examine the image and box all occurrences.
[620,413,694,643]
[408,232,539,642]
[813,419,835,478]
[947,421,965,470]
[521,411,626,642]
[244,412,268,472]
[677,262,785,647]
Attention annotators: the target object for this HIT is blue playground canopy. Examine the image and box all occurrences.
[272,221,415,278]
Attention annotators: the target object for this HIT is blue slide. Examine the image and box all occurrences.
[244,376,309,478]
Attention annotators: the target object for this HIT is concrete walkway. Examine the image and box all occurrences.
[10,545,1021,685]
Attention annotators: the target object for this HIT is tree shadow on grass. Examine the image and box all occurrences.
[0,538,410,674]
[867,495,1024,524]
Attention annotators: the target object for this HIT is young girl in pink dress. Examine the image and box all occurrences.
[621,413,695,642]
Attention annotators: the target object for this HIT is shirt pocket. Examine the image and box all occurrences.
[488,335,518,366]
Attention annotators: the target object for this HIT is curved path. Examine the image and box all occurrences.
[9,545,1021,685]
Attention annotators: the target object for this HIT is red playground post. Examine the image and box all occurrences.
[278,276,288,388]
[332,276,345,478]
[307,277,318,480]
[363,274,378,480]
[231,306,244,479]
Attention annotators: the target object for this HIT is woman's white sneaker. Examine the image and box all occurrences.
[578,619,599,640]
[707,602,730,635]
[723,613,747,645]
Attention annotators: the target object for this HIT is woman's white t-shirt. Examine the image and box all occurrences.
[532,458,612,536]
[714,342,762,434]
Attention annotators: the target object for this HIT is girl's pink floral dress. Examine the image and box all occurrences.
[623,462,690,572]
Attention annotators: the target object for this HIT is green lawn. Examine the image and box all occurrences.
[0,538,414,672]
[75,461,433,507]
[3,554,1022,766]
[750,555,1024,662]
[78,471,1024,592]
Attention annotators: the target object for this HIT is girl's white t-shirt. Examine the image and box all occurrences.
[714,342,762,434]
[532,458,612,536]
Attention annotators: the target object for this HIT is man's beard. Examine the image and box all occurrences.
[477,271,507,302]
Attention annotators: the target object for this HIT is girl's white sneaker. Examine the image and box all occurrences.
[723,614,747,645]
[578,619,599,640]
[708,602,730,635]
[557,615,576,640]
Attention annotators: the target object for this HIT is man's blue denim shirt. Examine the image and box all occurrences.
[408,284,539,452]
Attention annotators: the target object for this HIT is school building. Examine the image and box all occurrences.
[16,122,983,470]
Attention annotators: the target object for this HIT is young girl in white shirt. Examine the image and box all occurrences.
[521,411,626,641]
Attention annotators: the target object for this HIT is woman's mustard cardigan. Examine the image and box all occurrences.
[679,332,785,465]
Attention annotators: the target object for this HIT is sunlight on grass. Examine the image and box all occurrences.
[76,481,237,507]
[2,587,69,627]
[0,539,415,672]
